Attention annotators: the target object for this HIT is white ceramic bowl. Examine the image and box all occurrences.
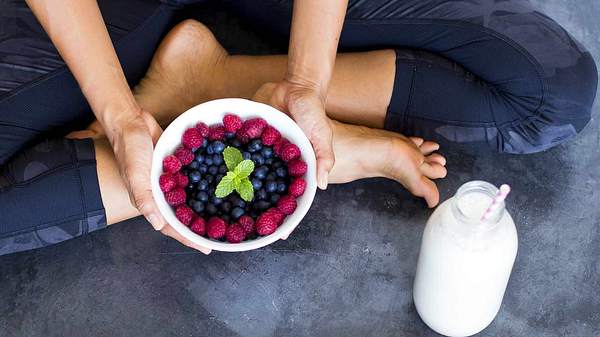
[151,98,317,252]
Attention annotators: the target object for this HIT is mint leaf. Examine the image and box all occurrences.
[237,178,254,202]
[215,172,237,198]
[234,159,255,178]
[223,146,243,171]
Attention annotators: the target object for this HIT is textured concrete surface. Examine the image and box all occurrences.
[1,1,599,336]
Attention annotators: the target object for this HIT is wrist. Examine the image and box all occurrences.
[98,102,142,140]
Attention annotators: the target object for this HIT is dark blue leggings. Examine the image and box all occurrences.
[0,0,597,255]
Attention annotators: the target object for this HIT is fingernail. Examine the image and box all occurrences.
[148,213,164,230]
[200,247,212,255]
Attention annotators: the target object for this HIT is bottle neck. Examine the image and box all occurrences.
[450,181,505,233]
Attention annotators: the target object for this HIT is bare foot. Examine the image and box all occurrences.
[329,121,447,207]
[133,20,230,126]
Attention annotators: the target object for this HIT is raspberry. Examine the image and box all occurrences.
[280,143,301,162]
[190,217,206,236]
[175,205,194,225]
[238,215,255,235]
[289,178,307,197]
[226,224,246,243]
[256,212,279,236]
[182,127,203,149]
[195,122,210,138]
[207,217,227,239]
[239,118,266,139]
[208,125,226,141]
[287,158,307,177]
[174,146,194,165]
[223,114,242,133]
[273,138,290,157]
[277,195,297,215]
[174,172,189,187]
[162,155,182,174]
[159,173,176,192]
[165,188,186,206]
[264,207,285,225]
[261,126,281,146]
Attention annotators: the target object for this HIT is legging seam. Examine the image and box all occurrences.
[0,121,42,132]
[0,160,96,190]
[69,141,89,235]
[344,17,548,118]
[0,4,171,103]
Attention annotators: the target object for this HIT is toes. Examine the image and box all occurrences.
[407,176,440,208]
[419,141,440,155]
[420,161,447,179]
[409,137,424,147]
[426,153,446,166]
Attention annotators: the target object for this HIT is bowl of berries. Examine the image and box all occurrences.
[151,98,317,252]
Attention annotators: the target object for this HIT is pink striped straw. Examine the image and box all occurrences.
[481,184,511,222]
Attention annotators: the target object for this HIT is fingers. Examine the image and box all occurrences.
[419,141,440,155]
[314,126,335,190]
[426,153,446,166]
[131,181,167,231]
[161,224,212,254]
[409,137,424,147]
[141,111,164,144]
[65,130,98,140]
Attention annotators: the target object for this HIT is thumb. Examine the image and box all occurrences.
[252,82,278,104]
[131,181,166,231]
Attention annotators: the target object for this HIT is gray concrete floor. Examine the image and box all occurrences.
[1,1,599,336]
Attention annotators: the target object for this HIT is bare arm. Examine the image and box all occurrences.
[25,0,211,253]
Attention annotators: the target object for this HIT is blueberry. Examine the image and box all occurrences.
[221,201,232,213]
[206,203,217,215]
[213,154,223,165]
[251,153,264,165]
[265,158,274,165]
[248,139,263,153]
[206,146,215,155]
[270,194,281,203]
[218,164,228,174]
[195,154,205,163]
[243,151,251,160]
[191,200,205,213]
[204,157,214,166]
[211,196,223,206]
[255,200,270,210]
[206,175,214,184]
[277,182,287,193]
[230,195,246,208]
[208,165,218,175]
[231,207,245,219]
[230,139,241,148]
[188,161,199,170]
[196,191,209,202]
[272,161,283,169]
[216,174,224,183]
[197,179,209,191]
[225,132,235,139]
[265,181,277,193]
[189,170,201,183]
[199,164,208,174]
[276,167,288,178]
[257,188,267,200]
[266,173,277,181]
[200,138,208,148]
[254,166,268,180]
[251,178,263,190]
[261,147,273,158]
[212,141,226,153]
[222,214,231,223]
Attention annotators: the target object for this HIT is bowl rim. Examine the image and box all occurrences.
[151,98,317,252]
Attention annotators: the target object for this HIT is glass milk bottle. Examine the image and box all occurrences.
[413,181,518,337]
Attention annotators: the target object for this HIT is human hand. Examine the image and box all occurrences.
[253,80,334,190]
[68,109,211,254]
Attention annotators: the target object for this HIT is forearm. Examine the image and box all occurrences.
[287,0,348,96]
[25,0,138,130]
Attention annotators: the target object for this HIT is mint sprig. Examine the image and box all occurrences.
[215,146,255,201]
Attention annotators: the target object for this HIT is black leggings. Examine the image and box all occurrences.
[0,0,597,255]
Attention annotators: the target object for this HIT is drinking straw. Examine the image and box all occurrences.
[481,184,511,222]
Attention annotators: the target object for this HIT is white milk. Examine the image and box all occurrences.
[413,181,518,337]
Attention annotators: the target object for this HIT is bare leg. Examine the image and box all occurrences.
[94,20,445,224]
